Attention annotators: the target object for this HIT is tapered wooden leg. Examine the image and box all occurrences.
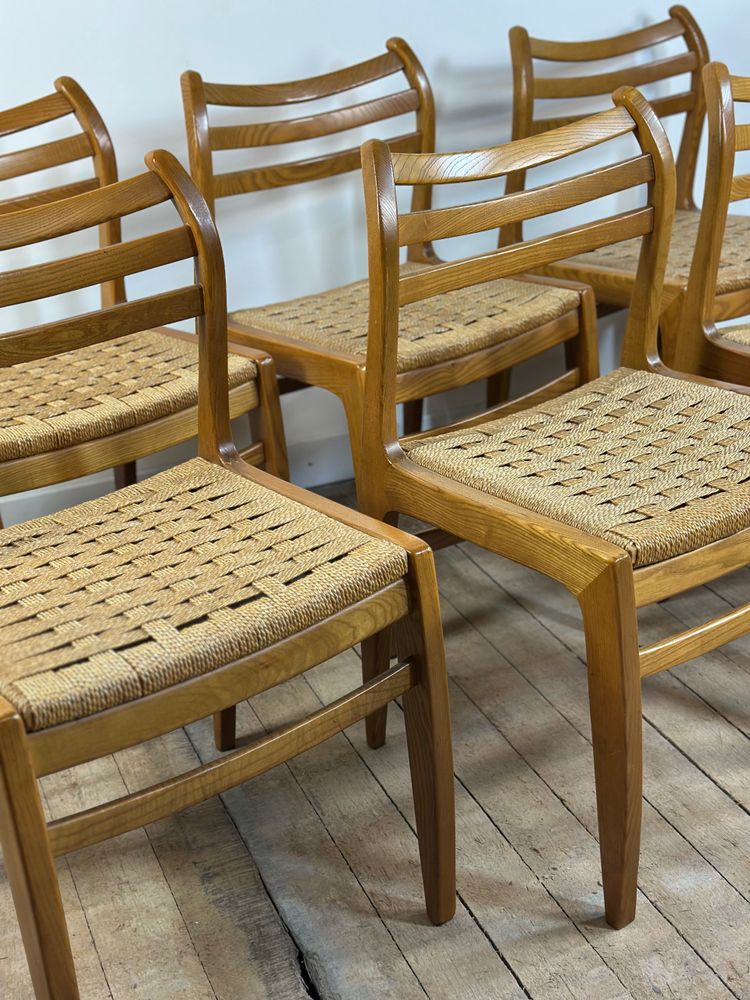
[402,398,424,435]
[213,705,237,752]
[0,708,79,999]
[114,461,137,490]
[486,369,511,407]
[361,630,392,748]
[398,550,455,926]
[578,558,642,929]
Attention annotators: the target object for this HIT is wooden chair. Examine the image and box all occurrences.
[0,76,282,513]
[358,86,750,930]
[181,40,597,487]
[677,63,750,380]
[0,151,455,999]
[502,8,750,346]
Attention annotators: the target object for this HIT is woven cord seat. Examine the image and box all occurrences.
[0,458,408,731]
[0,331,256,462]
[404,368,750,568]
[230,264,579,373]
[718,324,750,347]
[562,209,750,295]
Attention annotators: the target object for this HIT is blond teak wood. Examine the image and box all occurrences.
[501,7,750,355]
[0,155,455,999]
[181,40,597,490]
[676,63,750,382]
[0,77,284,505]
[359,85,750,930]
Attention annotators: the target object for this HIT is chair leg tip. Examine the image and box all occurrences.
[427,894,456,926]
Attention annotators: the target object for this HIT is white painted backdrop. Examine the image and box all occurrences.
[0,0,746,523]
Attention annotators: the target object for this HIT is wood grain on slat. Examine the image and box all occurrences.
[735,123,750,151]
[730,75,750,101]
[398,209,652,304]
[398,155,653,245]
[0,133,91,182]
[729,173,750,202]
[528,16,685,61]
[0,286,203,365]
[204,51,403,107]
[0,178,99,216]
[391,108,634,184]
[215,130,421,196]
[0,228,194,307]
[534,52,697,100]
[209,89,419,150]
[0,171,166,250]
[0,91,71,138]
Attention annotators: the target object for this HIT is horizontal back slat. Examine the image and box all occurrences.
[529,90,695,136]
[0,133,92,182]
[391,107,634,184]
[204,51,403,107]
[730,75,750,101]
[397,208,653,305]
[208,88,419,150]
[0,172,167,251]
[397,155,653,245]
[0,287,203,366]
[0,91,72,138]
[730,173,750,202]
[0,178,99,216]
[735,123,750,151]
[215,130,421,196]
[528,17,685,61]
[0,228,195,308]
[534,51,697,100]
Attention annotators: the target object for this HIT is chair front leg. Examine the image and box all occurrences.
[0,708,79,999]
[395,551,456,926]
[578,557,642,929]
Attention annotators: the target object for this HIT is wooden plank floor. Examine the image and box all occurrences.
[2,481,749,999]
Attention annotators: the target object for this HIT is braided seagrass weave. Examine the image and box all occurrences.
[0,459,407,731]
[718,324,750,347]
[404,368,750,568]
[564,209,750,294]
[231,265,579,372]
[0,331,256,462]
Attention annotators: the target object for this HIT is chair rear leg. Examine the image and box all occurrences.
[398,551,455,926]
[579,558,642,929]
[0,710,79,999]
[361,630,392,749]
[114,461,137,490]
[402,398,424,435]
[486,369,511,407]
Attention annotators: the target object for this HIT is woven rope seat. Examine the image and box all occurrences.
[718,324,750,347]
[0,458,407,731]
[0,331,256,462]
[404,368,750,568]
[563,209,750,294]
[230,265,579,373]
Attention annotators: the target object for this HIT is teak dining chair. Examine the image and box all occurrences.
[677,63,750,380]
[181,39,597,486]
[0,152,455,1000]
[503,8,750,344]
[0,76,281,512]
[359,86,750,929]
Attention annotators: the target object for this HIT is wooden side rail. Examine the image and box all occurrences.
[639,601,750,677]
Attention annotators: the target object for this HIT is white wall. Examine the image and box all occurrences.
[1,0,747,524]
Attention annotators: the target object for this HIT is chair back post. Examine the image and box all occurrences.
[145,151,233,462]
[676,62,736,373]
[616,86,677,371]
[500,26,534,246]
[670,5,710,209]
[362,136,401,463]
[181,70,216,218]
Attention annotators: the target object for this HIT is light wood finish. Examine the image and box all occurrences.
[359,84,750,930]
[0,156,455,998]
[501,7,750,361]
[676,63,750,382]
[0,78,282,506]
[181,39,595,487]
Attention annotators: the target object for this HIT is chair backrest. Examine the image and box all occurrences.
[181,38,435,257]
[677,62,750,372]
[0,77,124,305]
[502,6,706,243]
[361,87,675,451]
[0,151,232,461]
